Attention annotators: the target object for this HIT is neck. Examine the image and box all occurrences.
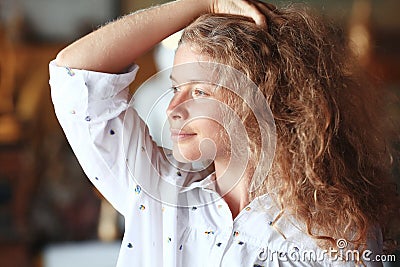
[214,157,251,219]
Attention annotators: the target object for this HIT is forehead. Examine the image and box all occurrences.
[173,44,205,65]
[171,44,254,96]
[171,45,215,85]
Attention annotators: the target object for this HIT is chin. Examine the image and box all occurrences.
[171,136,219,163]
[172,146,201,163]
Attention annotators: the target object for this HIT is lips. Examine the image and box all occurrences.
[170,128,197,142]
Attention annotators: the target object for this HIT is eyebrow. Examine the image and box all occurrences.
[169,75,216,87]
[169,75,200,84]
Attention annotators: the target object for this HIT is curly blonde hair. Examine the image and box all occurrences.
[179,4,399,251]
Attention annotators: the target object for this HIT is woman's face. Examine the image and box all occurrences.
[167,44,228,163]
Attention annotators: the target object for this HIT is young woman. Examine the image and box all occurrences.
[50,0,399,266]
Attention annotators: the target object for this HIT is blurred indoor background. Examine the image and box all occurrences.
[0,0,399,266]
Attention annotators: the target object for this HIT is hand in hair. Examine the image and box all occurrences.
[208,0,270,26]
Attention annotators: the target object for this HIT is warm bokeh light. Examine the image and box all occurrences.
[348,0,372,65]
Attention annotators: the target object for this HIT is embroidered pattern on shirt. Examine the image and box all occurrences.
[134,185,142,194]
[65,67,75,76]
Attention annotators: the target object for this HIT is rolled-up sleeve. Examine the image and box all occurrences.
[49,60,161,216]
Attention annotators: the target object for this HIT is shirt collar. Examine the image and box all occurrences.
[179,172,217,193]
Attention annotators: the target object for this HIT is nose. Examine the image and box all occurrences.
[166,90,189,121]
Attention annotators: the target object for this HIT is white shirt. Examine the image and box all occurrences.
[49,60,382,267]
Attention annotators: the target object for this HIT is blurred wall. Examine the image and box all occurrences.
[0,0,119,42]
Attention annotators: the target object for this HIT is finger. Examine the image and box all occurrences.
[262,2,278,11]
[240,0,267,26]
[247,0,277,11]
[247,0,285,27]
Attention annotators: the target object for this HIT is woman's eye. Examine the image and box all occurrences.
[192,88,209,97]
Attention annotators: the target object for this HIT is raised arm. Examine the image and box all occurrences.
[55,0,267,73]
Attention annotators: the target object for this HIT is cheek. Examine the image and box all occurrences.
[172,119,226,163]
[196,119,224,139]
[196,119,229,155]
